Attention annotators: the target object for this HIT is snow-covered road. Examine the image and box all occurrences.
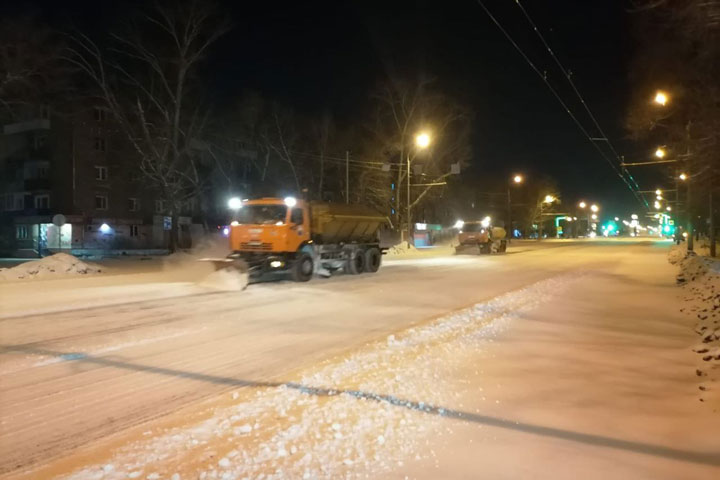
[1,240,718,479]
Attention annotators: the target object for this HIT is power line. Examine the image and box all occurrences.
[475,0,646,207]
[514,0,648,208]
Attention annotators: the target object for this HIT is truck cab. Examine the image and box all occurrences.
[229,197,310,254]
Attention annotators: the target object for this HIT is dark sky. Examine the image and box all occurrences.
[10,0,651,217]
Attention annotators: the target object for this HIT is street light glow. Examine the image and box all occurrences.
[578,201,587,209]
[666,206,672,211]
[513,174,523,184]
[543,195,556,204]
[654,91,668,106]
[590,204,599,213]
[228,197,243,210]
[284,196,297,207]
[415,132,431,149]
[679,173,688,181]
[654,201,661,209]
[481,216,491,228]
[655,189,662,195]
[655,147,666,159]
[591,214,598,220]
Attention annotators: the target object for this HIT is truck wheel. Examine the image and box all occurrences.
[291,253,314,282]
[365,247,382,273]
[346,249,365,274]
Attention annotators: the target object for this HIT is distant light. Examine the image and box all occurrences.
[454,220,464,229]
[513,174,523,184]
[656,195,663,201]
[679,173,688,181]
[481,216,491,228]
[655,147,666,159]
[415,132,431,149]
[589,231,597,238]
[683,232,688,238]
[655,189,662,196]
[663,225,670,233]
[99,223,111,233]
[416,223,427,231]
[630,232,636,237]
[666,206,672,211]
[543,195,555,204]
[631,214,638,220]
[270,260,284,268]
[654,91,668,106]
[654,201,661,209]
[614,217,619,221]
[573,217,578,220]
[578,201,587,209]
[590,204,599,213]
[284,196,297,207]
[591,213,598,220]
[230,221,239,226]
[228,197,243,210]
[222,227,230,236]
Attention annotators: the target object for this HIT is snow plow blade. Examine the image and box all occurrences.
[198,257,250,273]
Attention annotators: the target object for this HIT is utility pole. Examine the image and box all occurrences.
[345,151,349,204]
[406,151,411,244]
[710,187,716,257]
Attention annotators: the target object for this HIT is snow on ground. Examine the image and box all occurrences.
[55,273,576,480]
[672,248,720,406]
[0,253,101,281]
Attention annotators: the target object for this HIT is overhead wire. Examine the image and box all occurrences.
[475,0,646,207]
[514,0,648,207]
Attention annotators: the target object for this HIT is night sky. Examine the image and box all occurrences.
[9,0,651,217]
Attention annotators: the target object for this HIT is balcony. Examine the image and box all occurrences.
[3,119,51,135]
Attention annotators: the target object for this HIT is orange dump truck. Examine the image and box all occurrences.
[455,222,507,254]
[226,197,388,281]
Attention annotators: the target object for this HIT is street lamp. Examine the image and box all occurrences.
[538,194,556,240]
[507,174,525,241]
[653,90,668,106]
[590,204,599,213]
[655,147,666,159]
[578,201,587,209]
[679,172,688,181]
[407,132,431,243]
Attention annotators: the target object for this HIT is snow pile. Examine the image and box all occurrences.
[0,253,101,281]
[198,267,248,292]
[59,273,576,480]
[672,251,720,405]
[384,241,417,257]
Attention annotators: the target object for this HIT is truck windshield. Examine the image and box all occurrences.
[236,205,287,225]
[462,223,485,232]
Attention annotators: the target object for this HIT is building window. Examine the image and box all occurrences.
[130,224,139,237]
[95,195,108,210]
[34,194,49,209]
[155,199,164,213]
[16,225,29,240]
[95,165,108,181]
[94,107,106,122]
[128,197,138,212]
[94,137,106,152]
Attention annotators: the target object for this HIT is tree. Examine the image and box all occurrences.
[68,1,229,251]
[0,15,75,121]
[363,77,472,238]
[627,0,720,252]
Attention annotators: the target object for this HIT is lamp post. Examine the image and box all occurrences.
[507,174,524,241]
[538,195,556,241]
[407,132,431,244]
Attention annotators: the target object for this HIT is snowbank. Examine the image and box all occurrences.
[671,248,720,405]
[0,253,101,281]
[384,241,417,257]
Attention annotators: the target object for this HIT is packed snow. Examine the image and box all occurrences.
[671,245,720,406]
[57,274,575,480]
[0,253,101,281]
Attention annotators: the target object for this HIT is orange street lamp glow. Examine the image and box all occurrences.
[654,91,668,106]
[513,174,523,184]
